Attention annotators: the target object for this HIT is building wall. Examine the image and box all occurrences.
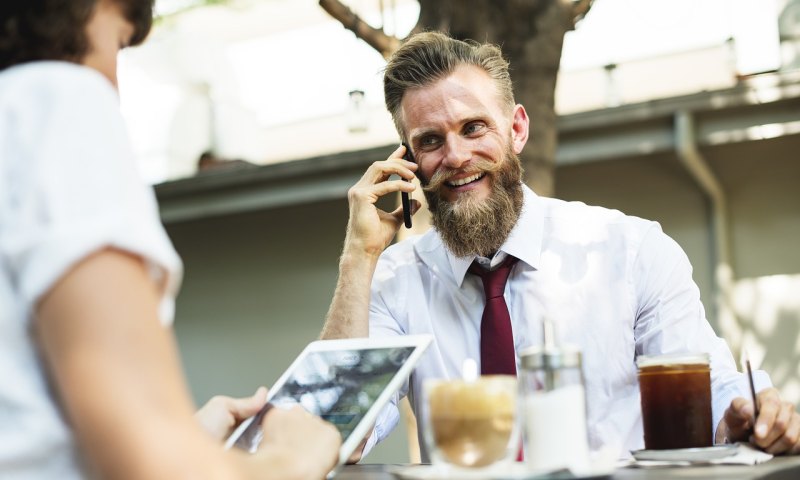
[166,135,800,464]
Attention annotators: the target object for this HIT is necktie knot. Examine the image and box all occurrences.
[469,255,519,299]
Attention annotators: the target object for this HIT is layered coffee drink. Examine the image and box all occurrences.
[424,375,517,468]
[637,353,712,450]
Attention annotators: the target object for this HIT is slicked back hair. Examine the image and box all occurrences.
[383,31,515,139]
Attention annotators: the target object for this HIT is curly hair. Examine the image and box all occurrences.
[0,0,154,71]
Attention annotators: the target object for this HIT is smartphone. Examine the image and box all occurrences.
[401,143,414,229]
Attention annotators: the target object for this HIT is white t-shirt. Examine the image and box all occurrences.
[0,62,182,479]
[365,185,770,459]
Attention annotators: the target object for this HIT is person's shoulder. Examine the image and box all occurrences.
[380,232,426,264]
[541,196,655,229]
[1,61,111,89]
[0,61,116,109]
[537,196,661,249]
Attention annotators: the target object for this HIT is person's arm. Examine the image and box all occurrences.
[321,145,418,340]
[632,223,748,437]
[632,225,800,454]
[35,249,340,479]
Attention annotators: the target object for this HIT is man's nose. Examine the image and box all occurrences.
[441,135,470,169]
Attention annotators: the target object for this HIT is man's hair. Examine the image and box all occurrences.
[383,31,515,139]
[0,0,154,71]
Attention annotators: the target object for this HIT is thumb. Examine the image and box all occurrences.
[390,199,422,223]
[725,397,755,440]
[229,386,269,421]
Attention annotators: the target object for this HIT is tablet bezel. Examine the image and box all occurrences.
[224,334,432,467]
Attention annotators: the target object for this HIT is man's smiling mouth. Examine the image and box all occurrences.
[446,172,485,187]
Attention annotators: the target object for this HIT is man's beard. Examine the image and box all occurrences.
[421,144,524,258]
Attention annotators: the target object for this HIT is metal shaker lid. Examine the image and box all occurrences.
[519,317,582,370]
[520,344,582,370]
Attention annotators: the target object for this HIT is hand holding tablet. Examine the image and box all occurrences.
[226,335,432,476]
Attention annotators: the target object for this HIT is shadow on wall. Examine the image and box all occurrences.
[731,274,800,404]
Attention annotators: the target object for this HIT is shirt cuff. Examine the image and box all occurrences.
[360,399,400,460]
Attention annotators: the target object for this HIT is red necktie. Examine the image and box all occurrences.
[469,256,519,375]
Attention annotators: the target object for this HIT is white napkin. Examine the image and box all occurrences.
[630,443,773,468]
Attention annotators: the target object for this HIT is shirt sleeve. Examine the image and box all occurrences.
[1,65,182,325]
[360,254,409,455]
[632,223,771,435]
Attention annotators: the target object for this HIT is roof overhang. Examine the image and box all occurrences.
[156,69,800,224]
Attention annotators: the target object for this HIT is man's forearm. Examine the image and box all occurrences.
[321,250,380,339]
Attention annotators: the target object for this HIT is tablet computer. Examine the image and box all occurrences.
[224,334,432,472]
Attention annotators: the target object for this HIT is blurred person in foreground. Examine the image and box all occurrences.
[0,1,339,478]
[321,31,800,459]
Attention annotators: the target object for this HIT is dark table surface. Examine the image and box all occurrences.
[334,456,800,480]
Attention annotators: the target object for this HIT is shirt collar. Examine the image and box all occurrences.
[445,184,544,286]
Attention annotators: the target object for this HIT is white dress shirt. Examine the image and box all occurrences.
[0,62,182,479]
[365,185,769,460]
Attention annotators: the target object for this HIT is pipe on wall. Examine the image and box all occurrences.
[674,110,740,346]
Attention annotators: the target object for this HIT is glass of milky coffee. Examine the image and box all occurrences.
[422,375,519,469]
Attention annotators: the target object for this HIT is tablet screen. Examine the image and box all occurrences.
[229,344,418,453]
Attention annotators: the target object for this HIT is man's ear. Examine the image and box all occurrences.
[510,104,529,154]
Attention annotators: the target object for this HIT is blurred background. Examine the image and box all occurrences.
[120,0,800,463]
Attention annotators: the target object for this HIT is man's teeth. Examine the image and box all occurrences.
[447,173,484,187]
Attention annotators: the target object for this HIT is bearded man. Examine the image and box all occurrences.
[321,31,800,461]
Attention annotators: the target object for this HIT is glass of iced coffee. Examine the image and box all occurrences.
[637,353,712,450]
[422,375,518,468]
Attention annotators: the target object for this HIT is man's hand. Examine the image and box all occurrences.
[195,387,268,441]
[321,145,419,340]
[718,387,800,455]
[344,144,419,257]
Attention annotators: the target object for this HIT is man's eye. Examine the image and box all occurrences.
[464,122,486,135]
[420,136,441,148]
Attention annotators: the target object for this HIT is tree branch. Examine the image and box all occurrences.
[319,0,401,59]
[571,0,594,26]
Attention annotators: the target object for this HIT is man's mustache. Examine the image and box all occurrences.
[421,158,503,193]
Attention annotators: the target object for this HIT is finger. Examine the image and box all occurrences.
[790,413,800,454]
[227,387,269,421]
[386,205,406,227]
[410,199,422,215]
[361,160,418,185]
[753,389,781,447]
[724,398,754,440]
[384,199,425,228]
[762,402,795,453]
[730,397,755,420]
[391,143,406,160]
[357,179,416,201]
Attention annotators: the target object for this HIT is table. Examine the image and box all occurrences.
[334,456,800,479]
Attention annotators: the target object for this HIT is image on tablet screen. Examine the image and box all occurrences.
[231,345,415,451]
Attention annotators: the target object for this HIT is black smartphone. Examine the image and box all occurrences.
[401,143,414,229]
